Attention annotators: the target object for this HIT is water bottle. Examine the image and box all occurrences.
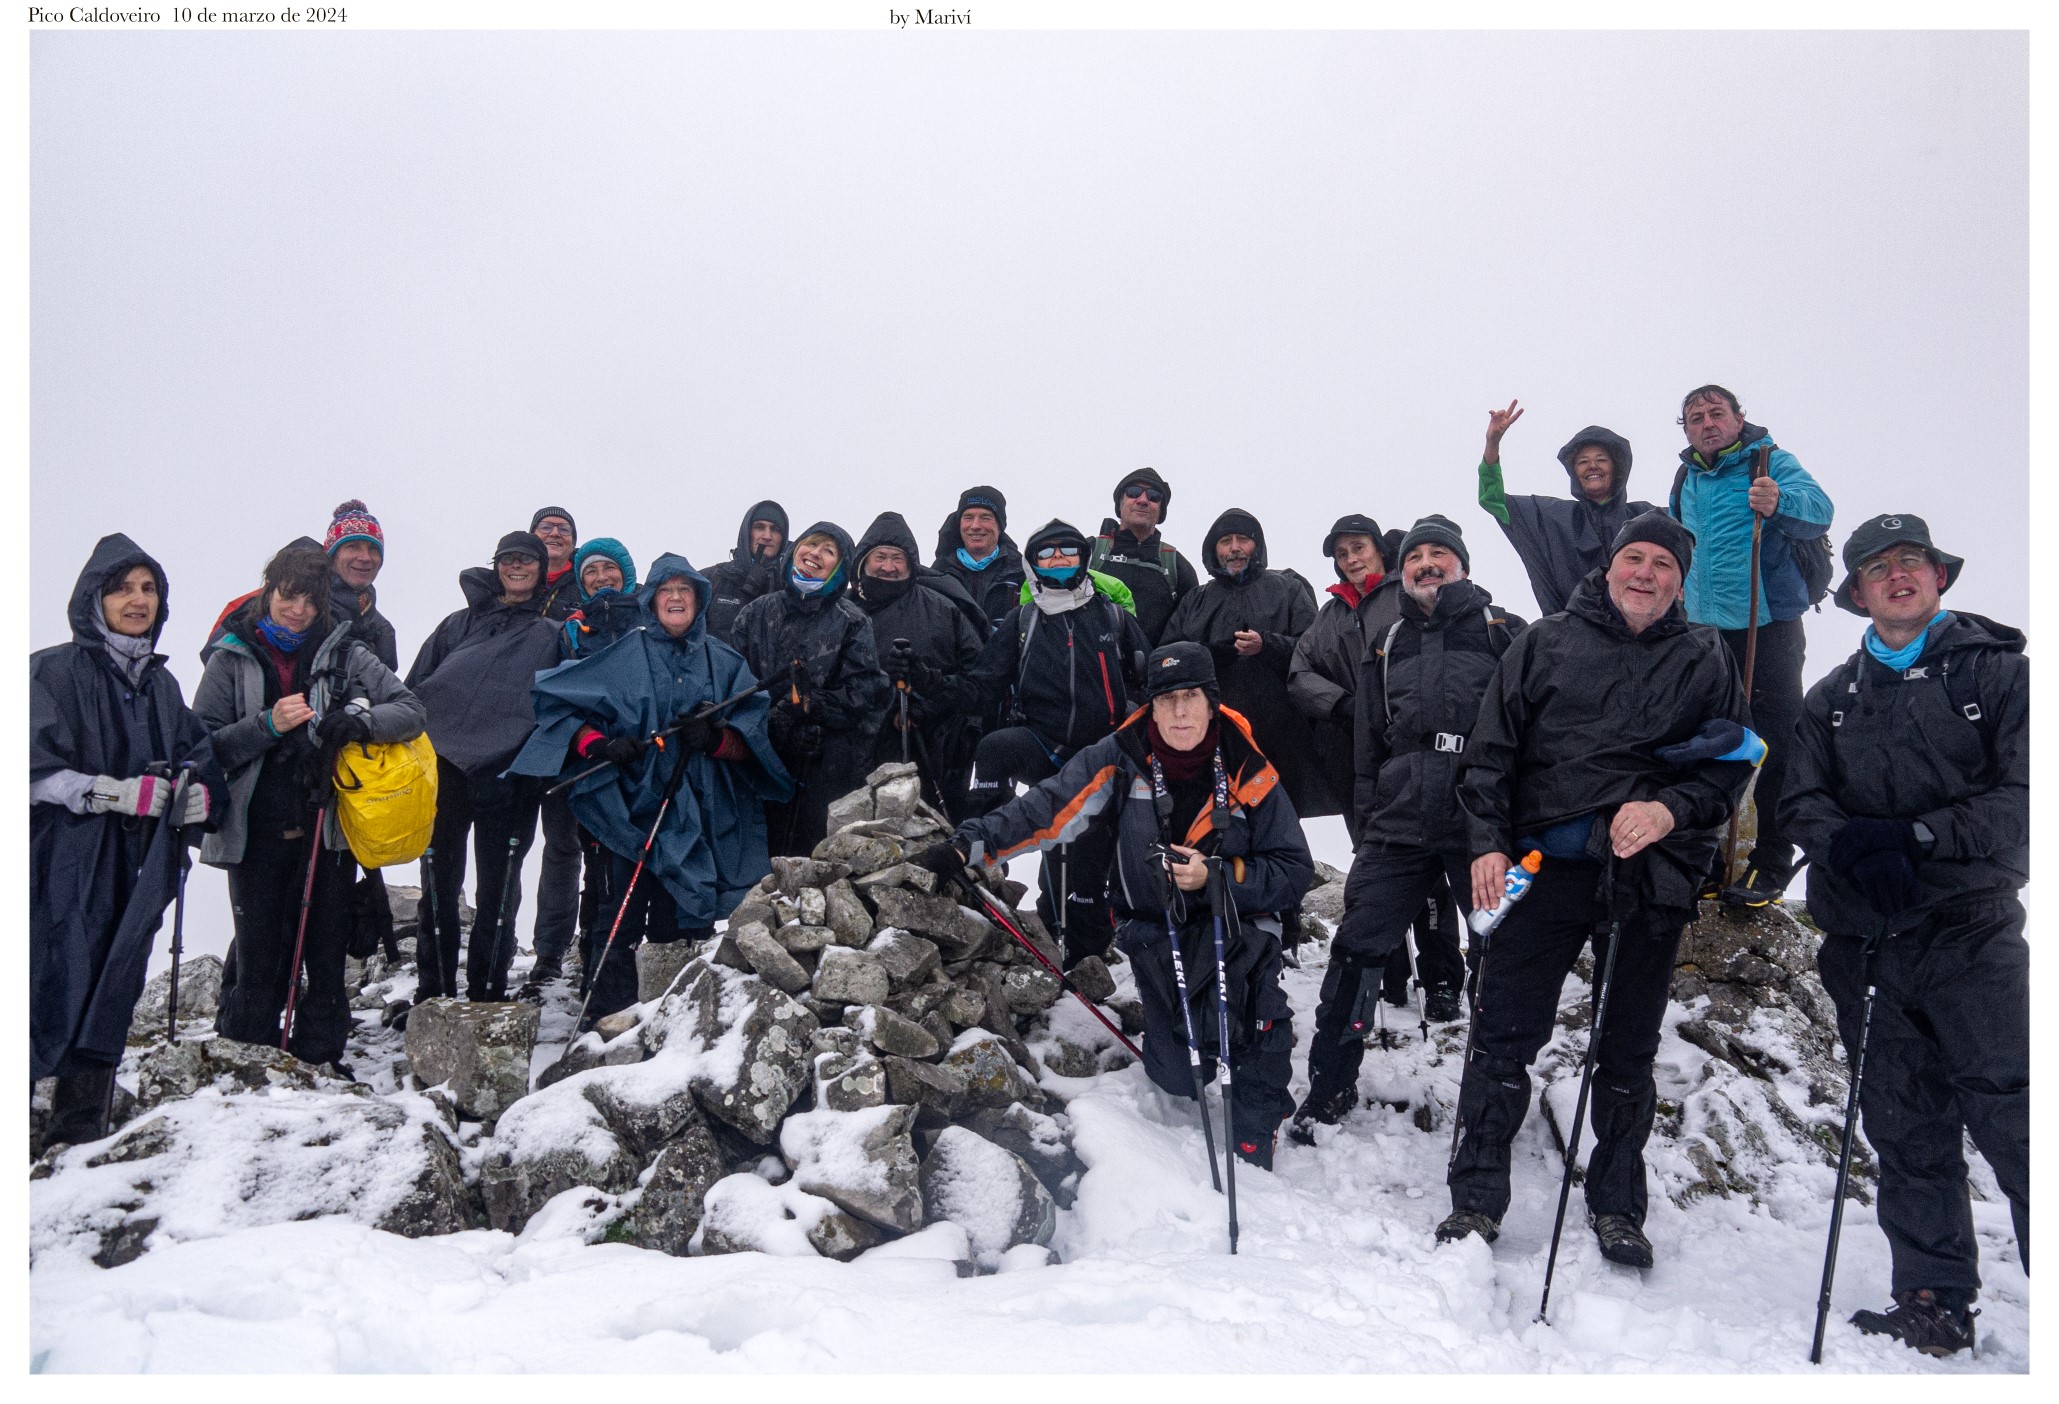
[1468,850,1543,937]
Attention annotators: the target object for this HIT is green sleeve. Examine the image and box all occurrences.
[1477,459,1510,525]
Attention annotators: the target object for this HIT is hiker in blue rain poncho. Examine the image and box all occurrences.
[512,553,790,1025]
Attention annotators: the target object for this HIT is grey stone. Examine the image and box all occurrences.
[865,761,921,787]
[939,985,987,1029]
[479,1098,642,1234]
[1301,859,1348,927]
[824,879,876,945]
[1107,996,1147,1036]
[845,1003,941,1060]
[771,856,854,895]
[403,999,540,1124]
[726,888,777,932]
[854,862,939,896]
[594,1009,641,1041]
[825,787,876,831]
[812,830,907,876]
[960,1103,1086,1207]
[777,924,839,954]
[868,930,942,990]
[797,885,829,927]
[736,925,813,995]
[769,896,800,927]
[129,955,226,1034]
[624,1116,727,1256]
[538,1027,648,1088]
[376,1123,473,1238]
[873,775,921,820]
[797,995,847,1027]
[996,878,1030,909]
[133,1035,336,1110]
[689,981,818,1144]
[1001,967,1063,1015]
[943,1033,1042,1111]
[707,932,753,972]
[809,1025,862,1062]
[816,1053,889,1112]
[808,1207,887,1262]
[693,1176,883,1261]
[1065,955,1117,1004]
[1039,1036,1099,1079]
[883,1055,967,1117]
[636,940,700,1004]
[920,1125,1056,1260]
[581,1061,704,1161]
[813,948,891,1006]
[780,1104,925,1233]
[868,887,994,959]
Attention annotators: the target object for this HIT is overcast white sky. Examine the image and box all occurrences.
[27,24,2028,961]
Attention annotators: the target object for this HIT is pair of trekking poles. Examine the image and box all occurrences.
[1153,845,1248,1254]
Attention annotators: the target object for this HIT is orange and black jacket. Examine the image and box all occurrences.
[953,705,1314,934]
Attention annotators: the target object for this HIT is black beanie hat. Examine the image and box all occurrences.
[1322,513,1387,577]
[956,486,1008,532]
[1833,512,1964,616]
[530,506,577,538]
[1397,514,1470,573]
[494,530,548,566]
[1143,641,1220,702]
[1113,467,1173,524]
[1608,510,1696,576]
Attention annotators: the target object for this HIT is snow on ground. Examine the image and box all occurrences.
[31,825,2027,1373]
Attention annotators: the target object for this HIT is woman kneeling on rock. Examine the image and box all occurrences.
[512,553,790,1028]
[910,642,1312,1168]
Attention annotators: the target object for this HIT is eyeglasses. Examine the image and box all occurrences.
[533,521,574,537]
[1855,549,1935,584]
[1122,484,1166,504]
[1034,546,1081,563]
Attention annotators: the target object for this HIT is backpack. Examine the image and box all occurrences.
[1378,605,1519,732]
[1669,450,1834,612]
[1090,533,1179,589]
[332,732,439,869]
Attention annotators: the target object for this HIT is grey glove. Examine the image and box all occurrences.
[86,773,171,819]
[171,774,210,827]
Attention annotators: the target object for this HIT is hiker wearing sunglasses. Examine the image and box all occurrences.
[1088,467,1198,645]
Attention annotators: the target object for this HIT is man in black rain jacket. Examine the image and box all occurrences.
[852,512,986,818]
[932,485,1026,637]
[924,642,1313,1167]
[1162,508,1324,822]
[731,520,890,856]
[1474,402,1654,617]
[1442,513,1753,1269]
[945,519,1151,964]
[31,535,223,1145]
[1087,467,1199,645]
[1295,518,1526,1136]
[706,500,789,643]
[1779,514,2027,1356]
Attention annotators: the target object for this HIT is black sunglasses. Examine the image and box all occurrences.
[1122,484,1166,504]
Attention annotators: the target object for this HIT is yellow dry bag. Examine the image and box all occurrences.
[332,733,439,869]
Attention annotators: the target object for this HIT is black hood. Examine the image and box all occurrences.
[69,532,170,650]
[1023,517,1091,561]
[1564,565,1690,640]
[785,520,858,608]
[1923,610,2026,661]
[934,510,1021,567]
[855,511,923,571]
[1112,466,1173,525]
[456,563,547,618]
[1322,513,1387,581]
[732,500,789,565]
[1556,426,1635,505]
[1201,508,1269,581]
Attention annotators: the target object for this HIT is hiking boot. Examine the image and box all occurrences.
[1287,1084,1357,1143]
[1424,986,1463,1023]
[1851,1289,1979,1357]
[529,958,565,984]
[1591,1213,1654,1268]
[1697,869,1724,902]
[1435,1209,1500,1246]
[1720,866,1787,909]
[514,981,546,1006]
[1234,1134,1276,1171]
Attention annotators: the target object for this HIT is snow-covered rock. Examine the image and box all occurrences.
[478,1084,641,1233]
[402,998,539,1125]
[943,1031,1043,1111]
[779,1104,925,1233]
[622,1116,728,1256]
[844,1002,940,1060]
[132,1034,345,1110]
[635,938,700,1004]
[919,1125,1056,1266]
[692,1172,883,1261]
[867,886,993,960]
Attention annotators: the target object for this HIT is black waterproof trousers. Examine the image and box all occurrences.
[1447,859,1687,1228]
[1307,843,1473,1103]
[217,827,358,1065]
[1124,912,1295,1153]
[1816,896,2029,1297]
[966,725,1115,965]
[1718,617,1805,883]
[581,851,713,1023]
[531,789,582,972]
[423,758,543,1003]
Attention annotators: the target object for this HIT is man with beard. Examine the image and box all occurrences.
[1293,516,1525,1139]
[706,501,789,643]
[1087,467,1199,645]
[322,500,400,670]
[850,512,986,818]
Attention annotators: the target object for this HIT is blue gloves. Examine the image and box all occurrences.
[1655,720,1767,768]
[1830,818,1925,917]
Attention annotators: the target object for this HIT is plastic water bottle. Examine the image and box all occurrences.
[1468,850,1543,937]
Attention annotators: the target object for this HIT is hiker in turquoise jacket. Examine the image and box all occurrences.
[1670,384,1834,909]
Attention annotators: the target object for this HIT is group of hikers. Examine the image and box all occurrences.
[30,383,2026,1357]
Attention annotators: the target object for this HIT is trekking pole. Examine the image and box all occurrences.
[487,831,524,1001]
[1157,846,1223,1192]
[411,845,443,1013]
[1207,856,1240,1254]
[160,761,196,1040]
[572,733,697,1033]
[546,681,772,796]
[1810,931,1882,1364]
[954,870,1145,1061]
[1722,444,1773,884]
[1057,843,1072,958]
[1538,852,1626,1324]
[906,723,953,817]
[1404,910,1429,1043]
[780,660,815,854]
[279,807,330,1052]
[893,637,913,766]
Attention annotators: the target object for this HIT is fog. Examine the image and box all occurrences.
[30,28,2027,969]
